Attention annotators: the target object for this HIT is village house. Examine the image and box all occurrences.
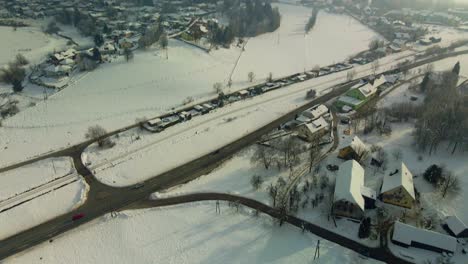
[295,116,329,142]
[336,75,390,111]
[380,163,416,209]
[332,160,375,219]
[391,221,458,254]
[338,136,369,162]
[443,215,468,238]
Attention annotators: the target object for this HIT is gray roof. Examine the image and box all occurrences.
[392,221,457,253]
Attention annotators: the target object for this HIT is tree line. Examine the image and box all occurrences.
[414,62,468,155]
[212,0,281,46]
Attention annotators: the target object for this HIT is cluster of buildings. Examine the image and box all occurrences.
[336,74,399,112]
[331,136,468,255]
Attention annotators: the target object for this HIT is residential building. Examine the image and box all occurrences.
[338,136,369,161]
[295,117,329,142]
[380,163,415,209]
[332,160,368,219]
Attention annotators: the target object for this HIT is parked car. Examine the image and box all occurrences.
[72,213,85,221]
[132,182,145,189]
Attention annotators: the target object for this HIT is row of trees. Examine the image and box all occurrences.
[305,9,319,33]
[0,54,29,92]
[214,0,281,46]
[414,62,468,155]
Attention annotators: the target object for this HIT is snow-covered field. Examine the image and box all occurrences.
[0,157,75,201]
[5,203,382,264]
[0,3,383,168]
[0,26,67,68]
[230,4,382,82]
[0,178,88,240]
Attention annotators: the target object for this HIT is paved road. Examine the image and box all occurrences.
[137,192,411,264]
[1,48,467,261]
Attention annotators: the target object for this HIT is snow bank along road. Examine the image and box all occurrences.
[1,48,467,261]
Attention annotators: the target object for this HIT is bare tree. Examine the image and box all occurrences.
[213,82,223,94]
[308,135,321,172]
[346,69,356,81]
[267,72,273,82]
[371,60,380,75]
[439,172,461,198]
[392,148,403,161]
[248,71,255,82]
[251,174,263,190]
[123,47,134,62]
[0,62,26,92]
[268,184,279,207]
[15,54,29,66]
[85,125,114,148]
[251,145,275,170]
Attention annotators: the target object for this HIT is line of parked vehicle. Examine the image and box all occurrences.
[142,62,355,134]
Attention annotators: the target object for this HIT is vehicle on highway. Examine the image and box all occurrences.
[72,213,85,221]
[132,182,145,189]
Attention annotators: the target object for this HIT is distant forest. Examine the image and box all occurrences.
[209,0,281,46]
[371,0,457,10]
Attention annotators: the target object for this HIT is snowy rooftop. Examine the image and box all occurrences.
[302,116,329,134]
[349,136,369,153]
[392,221,458,253]
[338,95,363,106]
[381,162,415,199]
[445,215,467,236]
[303,104,328,120]
[334,160,365,211]
[358,83,378,98]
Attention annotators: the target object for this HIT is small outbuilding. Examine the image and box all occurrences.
[392,221,457,254]
[443,215,468,238]
[338,136,369,162]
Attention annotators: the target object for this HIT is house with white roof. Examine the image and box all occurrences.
[301,104,329,120]
[443,215,468,238]
[338,136,369,162]
[332,160,370,219]
[392,221,457,253]
[380,163,415,209]
[295,117,329,142]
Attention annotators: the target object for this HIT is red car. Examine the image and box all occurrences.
[72,213,85,221]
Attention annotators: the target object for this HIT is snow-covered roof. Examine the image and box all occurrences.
[381,163,415,199]
[301,116,329,134]
[349,136,368,153]
[372,75,387,88]
[303,104,328,120]
[360,186,376,200]
[392,221,457,253]
[445,215,467,236]
[296,115,311,123]
[334,160,365,211]
[358,83,377,98]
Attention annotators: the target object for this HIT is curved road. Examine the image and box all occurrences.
[137,192,411,264]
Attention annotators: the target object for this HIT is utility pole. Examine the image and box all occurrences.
[313,240,320,260]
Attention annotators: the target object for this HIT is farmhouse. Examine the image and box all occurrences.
[338,136,369,162]
[332,160,368,219]
[301,104,329,120]
[443,215,468,238]
[380,163,415,209]
[295,117,329,142]
[392,221,457,254]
